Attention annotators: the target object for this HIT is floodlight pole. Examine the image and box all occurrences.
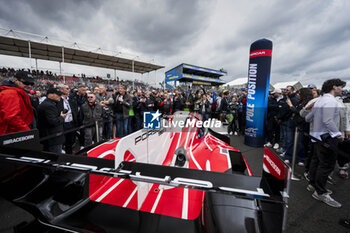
[28,40,32,69]
[132,59,134,90]
[132,56,139,91]
[62,47,65,83]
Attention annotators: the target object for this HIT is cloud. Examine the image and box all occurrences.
[1,0,350,87]
[103,0,214,55]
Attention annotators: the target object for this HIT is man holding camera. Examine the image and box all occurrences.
[96,85,114,139]
[227,97,240,136]
[38,88,67,153]
[305,78,346,208]
[58,84,78,154]
[114,85,132,137]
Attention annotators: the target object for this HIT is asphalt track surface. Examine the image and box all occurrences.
[230,135,350,233]
[0,134,349,233]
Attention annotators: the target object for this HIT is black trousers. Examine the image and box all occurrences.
[64,122,76,154]
[238,112,246,134]
[266,118,280,144]
[47,144,62,154]
[337,140,350,167]
[309,138,338,195]
[228,117,239,134]
[305,142,315,172]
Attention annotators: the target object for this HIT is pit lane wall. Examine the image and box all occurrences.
[244,39,273,147]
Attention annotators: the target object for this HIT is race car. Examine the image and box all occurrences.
[0,111,290,233]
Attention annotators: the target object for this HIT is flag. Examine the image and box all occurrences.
[213,91,216,101]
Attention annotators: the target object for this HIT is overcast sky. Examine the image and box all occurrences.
[1,0,350,88]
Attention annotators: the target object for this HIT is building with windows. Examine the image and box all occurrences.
[165,63,226,88]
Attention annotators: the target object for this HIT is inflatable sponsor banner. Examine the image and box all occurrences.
[244,39,273,147]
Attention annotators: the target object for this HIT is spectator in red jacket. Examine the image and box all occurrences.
[0,71,34,135]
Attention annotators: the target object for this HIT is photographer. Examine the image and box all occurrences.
[150,90,160,111]
[58,84,78,154]
[139,91,154,112]
[96,85,114,139]
[199,94,211,121]
[227,97,240,136]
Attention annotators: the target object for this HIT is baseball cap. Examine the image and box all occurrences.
[307,84,316,89]
[46,88,63,96]
[271,88,282,94]
[106,88,114,92]
[15,71,34,85]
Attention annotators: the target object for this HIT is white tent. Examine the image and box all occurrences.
[344,82,350,91]
[273,81,303,91]
[224,77,274,91]
[223,77,247,88]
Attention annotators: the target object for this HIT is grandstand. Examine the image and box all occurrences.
[0,28,164,87]
[165,63,226,89]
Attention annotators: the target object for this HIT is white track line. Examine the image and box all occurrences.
[181,188,189,219]
[204,135,213,151]
[189,131,202,170]
[97,150,116,158]
[87,140,118,153]
[184,124,192,150]
[151,189,164,213]
[175,131,182,149]
[123,186,137,207]
[96,179,124,202]
[206,160,211,171]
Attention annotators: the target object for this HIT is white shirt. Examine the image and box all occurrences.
[62,96,73,123]
[305,93,341,140]
[39,96,46,104]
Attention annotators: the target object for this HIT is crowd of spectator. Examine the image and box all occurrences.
[0,67,349,211]
[0,67,249,146]
[0,67,150,93]
[265,80,350,209]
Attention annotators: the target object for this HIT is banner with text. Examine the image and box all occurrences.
[244,39,273,147]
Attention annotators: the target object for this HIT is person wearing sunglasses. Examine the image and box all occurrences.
[0,71,35,135]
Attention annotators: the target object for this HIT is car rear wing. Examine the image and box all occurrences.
[0,130,290,204]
